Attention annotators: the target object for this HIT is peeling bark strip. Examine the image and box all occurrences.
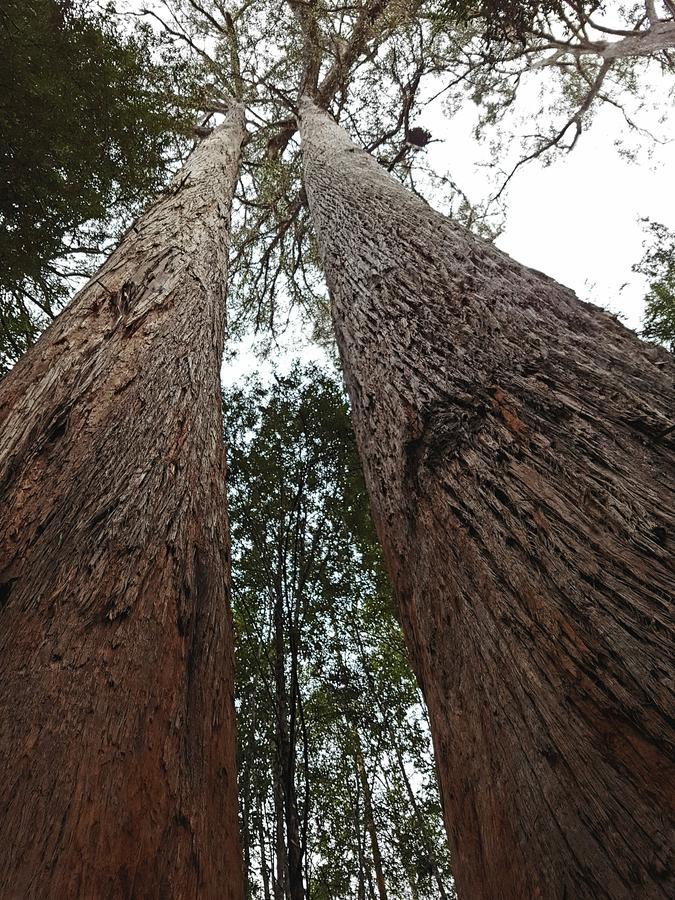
[0,106,246,899]
[299,97,675,900]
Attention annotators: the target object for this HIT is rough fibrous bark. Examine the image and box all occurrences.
[0,106,246,899]
[299,97,675,900]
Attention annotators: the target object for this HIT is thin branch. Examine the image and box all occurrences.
[493,58,613,201]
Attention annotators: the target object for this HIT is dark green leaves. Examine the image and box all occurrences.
[225,365,454,898]
[0,0,190,373]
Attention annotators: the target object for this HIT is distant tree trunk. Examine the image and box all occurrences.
[349,612,452,899]
[348,758,368,900]
[272,572,305,900]
[299,97,675,900]
[0,106,246,899]
[393,747,450,900]
[354,740,388,900]
[258,796,273,900]
[273,768,290,900]
[242,780,253,899]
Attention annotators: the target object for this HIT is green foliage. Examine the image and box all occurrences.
[225,365,454,899]
[0,0,191,374]
[437,0,578,43]
[634,220,675,351]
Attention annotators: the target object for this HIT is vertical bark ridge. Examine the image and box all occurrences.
[299,97,674,900]
[0,107,246,899]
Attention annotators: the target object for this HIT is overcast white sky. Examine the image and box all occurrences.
[420,93,675,331]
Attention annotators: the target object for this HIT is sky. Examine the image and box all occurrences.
[420,91,675,331]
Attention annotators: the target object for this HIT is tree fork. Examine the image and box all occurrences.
[0,106,246,898]
[299,97,674,900]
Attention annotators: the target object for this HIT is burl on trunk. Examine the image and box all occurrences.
[0,107,246,898]
[299,97,674,900]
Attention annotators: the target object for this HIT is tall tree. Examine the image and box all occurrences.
[0,106,246,898]
[299,97,674,900]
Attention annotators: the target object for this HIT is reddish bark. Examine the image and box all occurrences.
[299,97,674,900]
[0,108,246,898]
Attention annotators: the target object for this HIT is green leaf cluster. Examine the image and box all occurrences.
[634,220,675,351]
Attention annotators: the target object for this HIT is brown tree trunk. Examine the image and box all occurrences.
[272,572,305,900]
[299,97,675,900]
[354,740,388,900]
[0,107,246,899]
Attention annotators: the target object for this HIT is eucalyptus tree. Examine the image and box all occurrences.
[298,96,674,900]
[226,367,454,900]
[0,108,246,897]
[0,0,194,375]
[4,0,672,894]
[134,0,478,341]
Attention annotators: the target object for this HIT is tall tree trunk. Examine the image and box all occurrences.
[299,97,674,900]
[0,106,246,899]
